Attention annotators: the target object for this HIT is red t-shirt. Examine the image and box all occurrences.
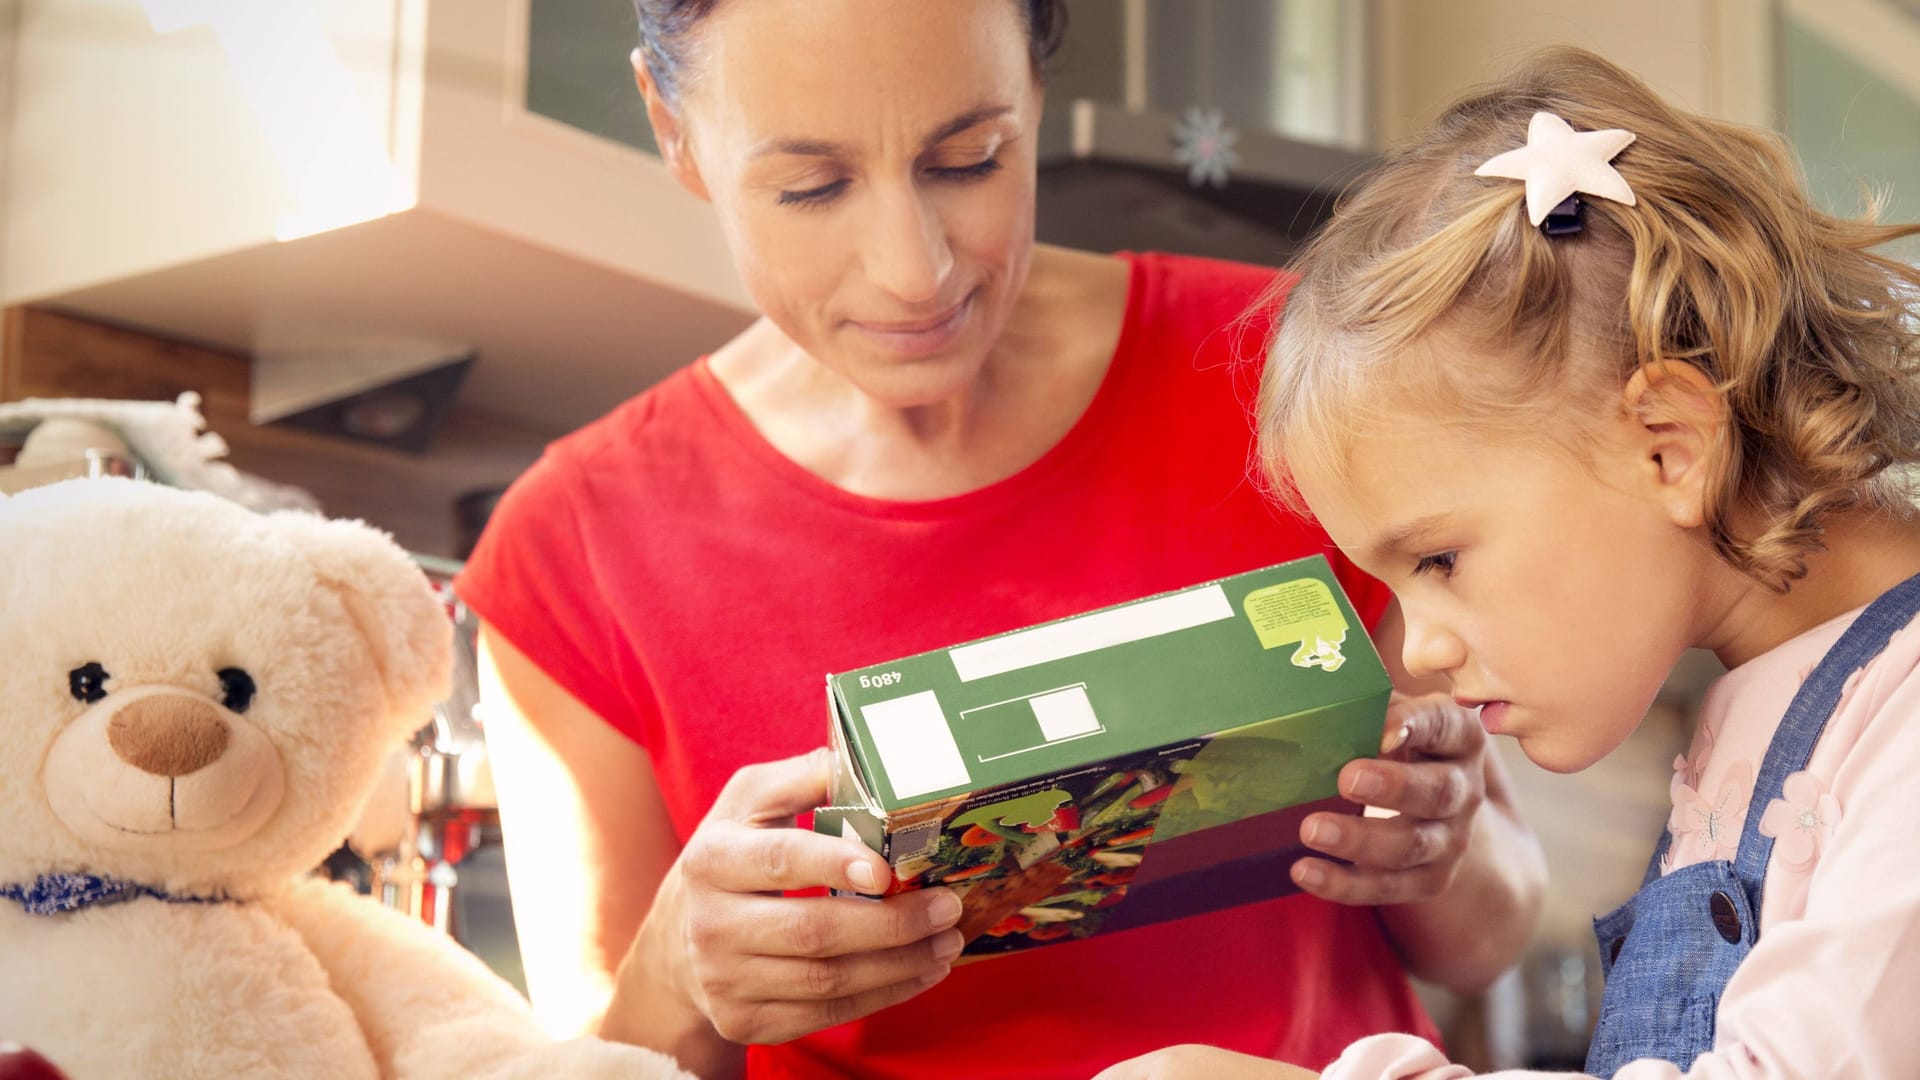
[459,251,1440,1078]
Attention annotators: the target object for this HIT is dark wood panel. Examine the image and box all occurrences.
[0,306,550,557]
[9,306,251,416]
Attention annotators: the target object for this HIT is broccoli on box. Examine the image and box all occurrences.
[812,555,1390,957]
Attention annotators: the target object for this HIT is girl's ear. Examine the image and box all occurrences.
[1621,361,1726,529]
[632,48,711,202]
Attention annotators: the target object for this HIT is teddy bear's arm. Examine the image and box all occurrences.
[267,877,694,1080]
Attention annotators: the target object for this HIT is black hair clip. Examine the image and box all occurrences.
[1542,194,1584,237]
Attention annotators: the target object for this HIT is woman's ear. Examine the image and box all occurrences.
[632,48,710,201]
[1621,361,1726,529]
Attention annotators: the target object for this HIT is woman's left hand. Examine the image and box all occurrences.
[1093,1045,1318,1080]
[1292,692,1487,906]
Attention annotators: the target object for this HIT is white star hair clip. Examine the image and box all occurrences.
[1475,111,1636,233]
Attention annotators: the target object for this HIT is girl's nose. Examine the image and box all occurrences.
[1401,612,1467,682]
[862,184,952,306]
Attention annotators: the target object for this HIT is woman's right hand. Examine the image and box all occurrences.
[609,748,966,1053]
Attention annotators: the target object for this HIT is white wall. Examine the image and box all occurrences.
[3,0,408,305]
[1,0,19,303]
[1372,0,1776,146]
[414,0,747,311]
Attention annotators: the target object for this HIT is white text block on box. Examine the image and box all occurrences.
[1030,686,1101,742]
[948,585,1235,682]
[860,690,971,800]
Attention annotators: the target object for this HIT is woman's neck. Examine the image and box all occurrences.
[711,244,1130,500]
[1699,502,1920,669]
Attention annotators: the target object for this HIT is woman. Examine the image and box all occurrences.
[460,3,1546,1078]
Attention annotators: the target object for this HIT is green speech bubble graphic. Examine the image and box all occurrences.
[1243,578,1349,672]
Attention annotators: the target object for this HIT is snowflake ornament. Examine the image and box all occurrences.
[1171,107,1240,189]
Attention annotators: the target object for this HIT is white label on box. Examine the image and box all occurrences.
[947,585,1235,682]
[1030,685,1101,742]
[861,690,971,800]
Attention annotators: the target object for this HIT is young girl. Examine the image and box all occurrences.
[1098,46,1920,1080]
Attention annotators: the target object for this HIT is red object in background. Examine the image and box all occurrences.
[0,1045,69,1080]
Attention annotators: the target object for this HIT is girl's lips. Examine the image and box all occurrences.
[1478,701,1511,734]
[849,295,973,357]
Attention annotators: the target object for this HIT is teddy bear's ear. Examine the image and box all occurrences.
[269,511,452,714]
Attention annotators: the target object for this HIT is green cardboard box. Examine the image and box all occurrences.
[813,555,1391,956]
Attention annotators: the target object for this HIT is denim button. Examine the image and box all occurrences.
[1710,891,1742,944]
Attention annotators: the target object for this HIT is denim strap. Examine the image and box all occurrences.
[1730,572,1920,919]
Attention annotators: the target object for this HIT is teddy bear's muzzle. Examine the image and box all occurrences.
[43,685,287,854]
[106,695,231,777]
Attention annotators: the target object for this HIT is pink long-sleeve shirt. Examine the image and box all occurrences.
[1326,601,1920,1080]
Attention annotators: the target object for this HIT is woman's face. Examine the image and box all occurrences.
[660,0,1043,408]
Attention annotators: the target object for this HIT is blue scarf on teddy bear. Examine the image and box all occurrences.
[0,872,220,915]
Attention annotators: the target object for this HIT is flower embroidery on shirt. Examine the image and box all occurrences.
[1757,770,1841,872]
[1671,711,1721,791]
[1668,760,1753,863]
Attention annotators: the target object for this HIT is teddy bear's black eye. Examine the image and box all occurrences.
[218,668,257,714]
[69,662,110,705]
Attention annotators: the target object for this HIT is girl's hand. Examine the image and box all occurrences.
[613,749,965,1050]
[1093,1045,1319,1079]
[1292,693,1487,906]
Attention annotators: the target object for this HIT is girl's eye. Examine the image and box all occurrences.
[69,662,110,704]
[930,157,1002,182]
[218,667,257,714]
[1412,551,1459,579]
[777,178,850,208]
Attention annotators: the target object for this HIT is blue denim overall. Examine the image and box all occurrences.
[1585,572,1920,1075]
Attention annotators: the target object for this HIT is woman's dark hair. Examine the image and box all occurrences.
[634,0,1068,105]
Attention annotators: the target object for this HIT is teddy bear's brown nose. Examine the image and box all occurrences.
[107,694,232,777]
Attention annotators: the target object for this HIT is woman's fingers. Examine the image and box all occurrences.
[1290,854,1448,907]
[686,821,894,895]
[1293,695,1487,907]
[1301,811,1459,872]
[698,890,963,960]
[708,747,836,825]
[719,930,965,1006]
[1385,694,1485,761]
[704,968,956,1046]
[1338,755,1481,820]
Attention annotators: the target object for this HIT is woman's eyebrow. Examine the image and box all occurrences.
[747,104,1015,161]
[921,104,1015,148]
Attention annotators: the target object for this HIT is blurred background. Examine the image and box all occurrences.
[2,0,1916,1070]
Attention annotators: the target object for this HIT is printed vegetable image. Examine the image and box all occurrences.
[1128,783,1175,810]
[903,745,1209,955]
[950,789,1074,840]
[1023,806,1080,833]
[939,862,1000,883]
[959,825,1001,847]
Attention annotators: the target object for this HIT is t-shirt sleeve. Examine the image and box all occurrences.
[456,446,641,740]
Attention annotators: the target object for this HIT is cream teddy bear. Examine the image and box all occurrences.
[0,478,692,1080]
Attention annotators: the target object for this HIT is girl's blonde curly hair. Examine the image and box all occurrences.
[1261,47,1920,591]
